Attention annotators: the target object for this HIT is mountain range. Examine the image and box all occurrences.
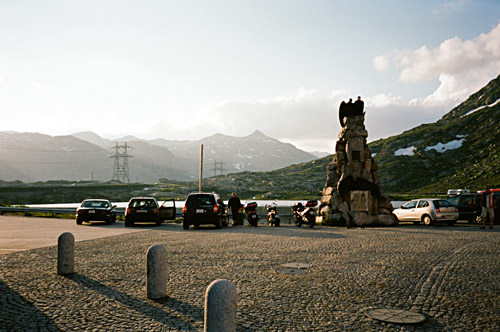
[166,73,500,199]
[0,130,317,183]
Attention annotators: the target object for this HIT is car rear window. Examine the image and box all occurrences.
[186,194,215,207]
[433,200,452,208]
[82,201,109,208]
[130,199,157,208]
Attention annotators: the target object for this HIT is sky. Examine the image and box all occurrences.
[0,0,499,153]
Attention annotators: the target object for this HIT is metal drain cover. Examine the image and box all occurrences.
[282,263,311,269]
[277,268,307,275]
[365,308,426,324]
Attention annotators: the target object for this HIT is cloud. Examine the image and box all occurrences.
[433,0,470,15]
[150,88,350,152]
[385,22,500,106]
[372,55,389,72]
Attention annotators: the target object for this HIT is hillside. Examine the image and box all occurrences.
[369,74,500,195]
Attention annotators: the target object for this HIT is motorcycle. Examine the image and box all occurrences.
[292,200,318,228]
[266,202,280,227]
[245,202,259,227]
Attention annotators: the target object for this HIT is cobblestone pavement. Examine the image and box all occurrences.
[0,221,498,331]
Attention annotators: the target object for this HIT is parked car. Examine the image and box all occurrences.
[393,198,458,226]
[447,193,482,223]
[182,192,228,229]
[76,199,116,225]
[125,197,164,227]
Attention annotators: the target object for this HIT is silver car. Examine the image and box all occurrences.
[393,198,458,226]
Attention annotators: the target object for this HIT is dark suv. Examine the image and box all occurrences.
[125,197,160,226]
[182,193,228,229]
[448,194,482,223]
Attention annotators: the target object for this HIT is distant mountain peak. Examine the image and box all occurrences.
[248,130,266,138]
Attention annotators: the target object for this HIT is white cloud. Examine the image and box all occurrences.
[433,0,470,15]
[149,88,350,152]
[372,55,389,72]
[388,23,500,106]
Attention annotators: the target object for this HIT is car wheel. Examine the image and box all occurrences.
[422,215,432,226]
[125,219,133,227]
[105,217,112,225]
[447,221,455,226]
[111,214,116,223]
[76,218,83,225]
[155,219,162,226]
[182,220,190,230]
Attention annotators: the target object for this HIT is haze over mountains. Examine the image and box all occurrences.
[0,130,317,183]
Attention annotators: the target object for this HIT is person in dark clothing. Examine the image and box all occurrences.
[228,192,242,226]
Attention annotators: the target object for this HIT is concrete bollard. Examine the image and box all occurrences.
[146,244,167,299]
[204,279,237,332]
[57,232,74,275]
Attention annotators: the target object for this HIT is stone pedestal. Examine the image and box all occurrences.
[319,102,397,227]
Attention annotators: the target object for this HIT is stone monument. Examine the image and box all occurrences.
[318,97,397,227]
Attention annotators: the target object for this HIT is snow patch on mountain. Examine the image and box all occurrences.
[425,139,465,153]
[461,98,500,117]
[394,146,415,156]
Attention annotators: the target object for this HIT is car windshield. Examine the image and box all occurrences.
[130,199,156,208]
[186,194,215,207]
[81,201,109,208]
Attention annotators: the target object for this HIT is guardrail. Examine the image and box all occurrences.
[0,206,296,223]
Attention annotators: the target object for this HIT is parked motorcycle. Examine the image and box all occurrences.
[245,202,259,227]
[266,202,280,227]
[292,200,318,228]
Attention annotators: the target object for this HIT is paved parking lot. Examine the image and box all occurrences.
[0,216,498,331]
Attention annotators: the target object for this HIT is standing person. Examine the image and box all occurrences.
[228,192,242,226]
[480,186,496,229]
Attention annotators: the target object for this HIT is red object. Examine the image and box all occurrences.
[213,204,219,213]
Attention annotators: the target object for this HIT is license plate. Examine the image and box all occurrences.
[89,210,95,214]
[137,210,147,213]
[196,209,204,213]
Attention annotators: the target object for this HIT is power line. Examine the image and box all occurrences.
[210,159,226,176]
[110,142,132,183]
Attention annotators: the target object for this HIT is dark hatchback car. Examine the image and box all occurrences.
[182,193,228,229]
[76,199,116,225]
[125,197,176,227]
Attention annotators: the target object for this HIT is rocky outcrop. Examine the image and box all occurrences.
[319,102,397,227]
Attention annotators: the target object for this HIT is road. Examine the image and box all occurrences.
[0,216,498,331]
[0,215,149,255]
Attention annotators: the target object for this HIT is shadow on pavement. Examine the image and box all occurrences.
[182,224,347,240]
[66,273,202,329]
[0,279,62,331]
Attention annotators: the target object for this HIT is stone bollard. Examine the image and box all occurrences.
[57,232,74,275]
[146,244,167,299]
[204,279,237,332]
